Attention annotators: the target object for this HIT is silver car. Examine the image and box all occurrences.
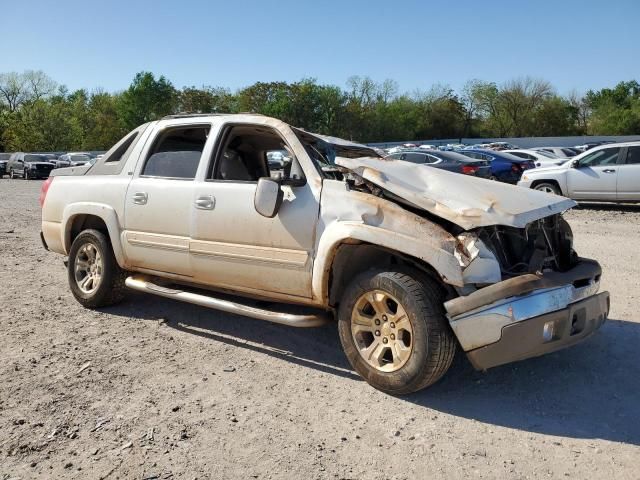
[518,142,640,202]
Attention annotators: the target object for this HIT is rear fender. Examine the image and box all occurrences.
[61,203,127,268]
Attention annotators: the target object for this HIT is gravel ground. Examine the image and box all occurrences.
[1,179,639,480]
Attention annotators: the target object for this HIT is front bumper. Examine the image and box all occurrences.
[466,292,609,369]
[445,259,609,370]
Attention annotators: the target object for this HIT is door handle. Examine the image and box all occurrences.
[132,192,148,205]
[603,169,616,173]
[195,195,215,210]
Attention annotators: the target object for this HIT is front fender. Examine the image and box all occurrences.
[311,221,463,303]
[61,203,127,268]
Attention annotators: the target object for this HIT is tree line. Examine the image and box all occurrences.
[0,70,639,152]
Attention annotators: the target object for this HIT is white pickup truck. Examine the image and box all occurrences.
[40,114,609,394]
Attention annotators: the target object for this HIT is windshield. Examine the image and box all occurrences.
[535,150,556,158]
[24,154,49,162]
[292,128,380,176]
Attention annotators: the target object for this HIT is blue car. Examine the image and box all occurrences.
[458,149,536,183]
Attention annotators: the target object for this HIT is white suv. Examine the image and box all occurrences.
[518,142,640,202]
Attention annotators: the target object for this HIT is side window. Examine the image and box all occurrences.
[578,148,620,167]
[142,126,209,179]
[625,146,640,164]
[424,155,441,164]
[211,124,299,182]
[104,131,139,163]
[404,152,427,164]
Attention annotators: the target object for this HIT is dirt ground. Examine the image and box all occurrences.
[1,179,639,480]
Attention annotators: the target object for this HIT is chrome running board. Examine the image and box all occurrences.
[125,275,331,327]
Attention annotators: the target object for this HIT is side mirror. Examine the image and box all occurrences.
[254,177,283,218]
[571,159,579,168]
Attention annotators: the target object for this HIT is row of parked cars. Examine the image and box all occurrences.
[0,151,105,179]
[383,140,640,202]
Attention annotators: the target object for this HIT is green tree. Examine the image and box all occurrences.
[118,72,178,130]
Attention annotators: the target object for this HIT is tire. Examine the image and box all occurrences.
[68,229,127,308]
[534,182,561,195]
[338,268,456,395]
[9,169,14,179]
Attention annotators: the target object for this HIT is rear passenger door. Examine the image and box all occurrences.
[123,123,212,277]
[616,146,640,201]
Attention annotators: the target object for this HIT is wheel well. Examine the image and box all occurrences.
[530,179,562,193]
[68,214,109,249]
[328,243,453,307]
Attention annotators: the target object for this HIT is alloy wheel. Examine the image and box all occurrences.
[74,242,103,294]
[350,289,414,372]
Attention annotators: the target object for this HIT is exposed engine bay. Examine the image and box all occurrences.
[474,216,577,277]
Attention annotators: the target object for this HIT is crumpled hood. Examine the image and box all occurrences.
[335,156,576,230]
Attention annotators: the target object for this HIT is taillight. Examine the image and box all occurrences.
[462,165,479,175]
[511,164,522,173]
[39,176,54,208]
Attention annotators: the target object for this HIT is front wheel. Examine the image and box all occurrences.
[338,269,456,395]
[68,229,127,308]
[534,182,561,195]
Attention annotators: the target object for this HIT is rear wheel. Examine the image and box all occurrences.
[534,182,561,195]
[338,269,456,395]
[68,229,127,308]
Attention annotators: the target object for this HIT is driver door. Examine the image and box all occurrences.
[566,147,621,200]
[189,122,319,299]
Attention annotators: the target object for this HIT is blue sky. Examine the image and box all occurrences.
[1,0,638,96]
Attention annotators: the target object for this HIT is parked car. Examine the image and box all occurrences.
[518,142,640,202]
[504,149,565,168]
[7,153,55,179]
[0,153,11,178]
[573,141,616,152]
[458,149,535,183]
[533,147,580,159]
[58,152,94,166]
[386,150,491,178]
[486,142,518,151]
[40,114,609,395]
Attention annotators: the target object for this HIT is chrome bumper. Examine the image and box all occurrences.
[448,279,602,351]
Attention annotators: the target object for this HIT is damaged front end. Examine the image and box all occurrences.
[448,216,609,370]
[331,155,609,371]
